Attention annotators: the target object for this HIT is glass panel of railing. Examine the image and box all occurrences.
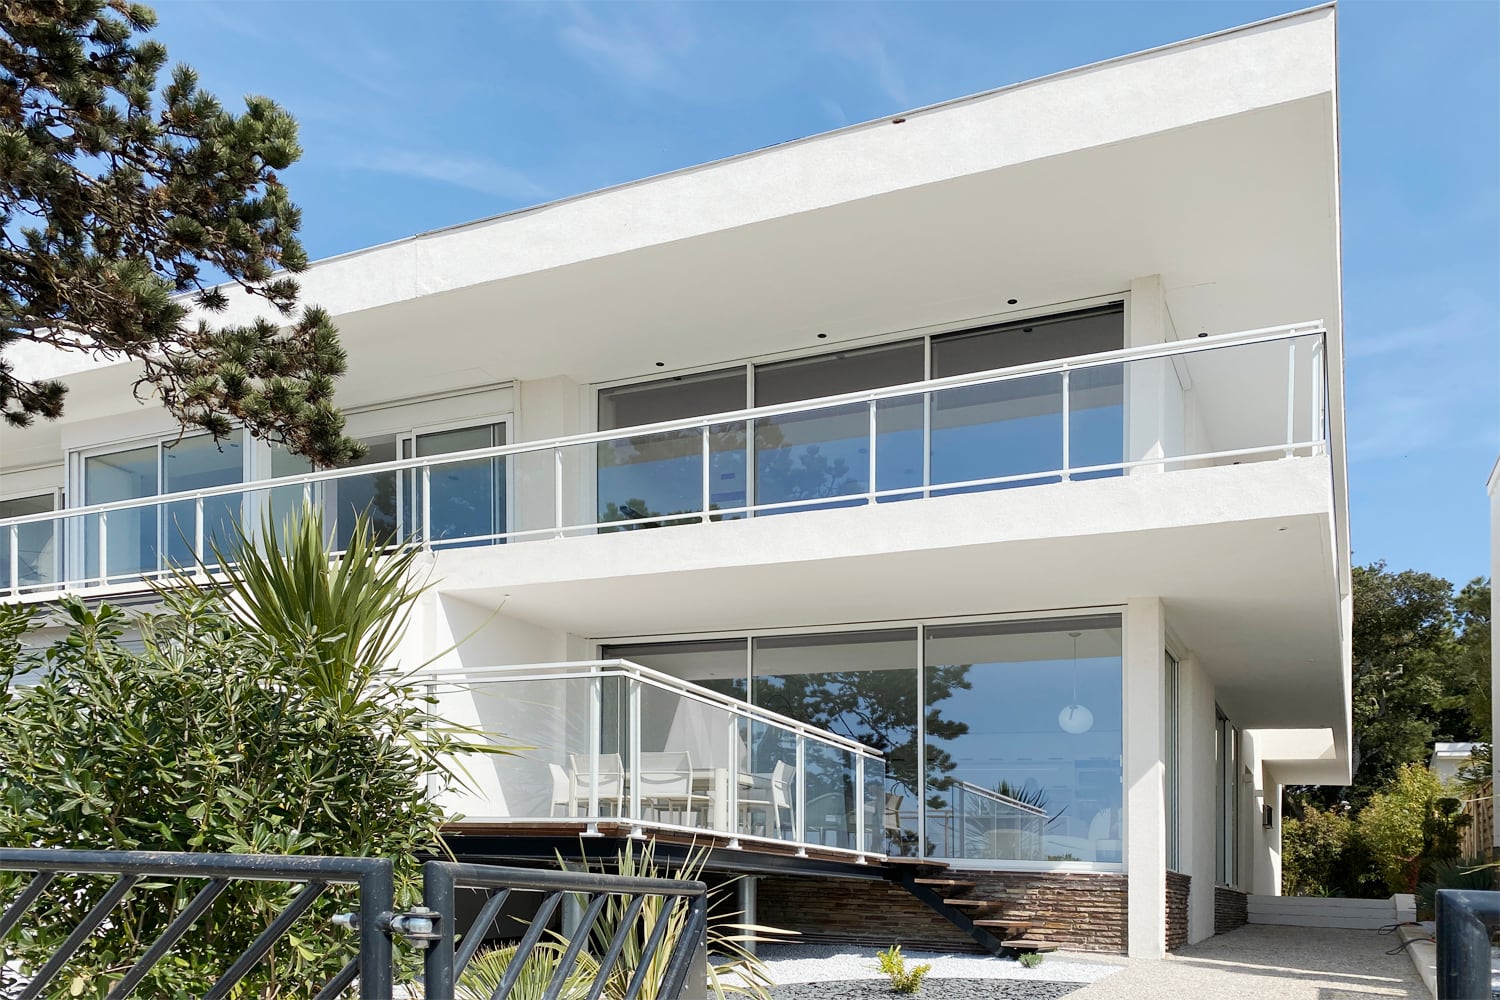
[442,672,623,821]
[314,468,402,551]
[161,491,249,570]
[740,718,798,843]
[1068,362,1125,480]
[927,780,1047,861]
[597,428,706,532]
[2,518,62,593]
[418,454,508,549]
[505,449,560,541]
[875,395,925,503]
[1160,334,1323,469]
[930,370,1064,495]
[802,742,859,851]
[83,506,158,583]
[863,756,889,854]
[633,682,737,833]
[754,405,868,513]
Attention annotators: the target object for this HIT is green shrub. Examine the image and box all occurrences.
[1282,805,1355,895]
[0,510,504,998]
[1017,951,1044,968]
[876,944,932,994]
[1356,763,1462,895]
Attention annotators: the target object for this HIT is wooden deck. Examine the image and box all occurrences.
[441,819,895,879]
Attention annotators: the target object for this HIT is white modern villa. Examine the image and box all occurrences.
[0,7,1350,958]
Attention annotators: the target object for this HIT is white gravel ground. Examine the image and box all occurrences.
[755,944,1126,985]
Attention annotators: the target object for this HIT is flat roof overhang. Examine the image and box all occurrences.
[433,458,1350,767]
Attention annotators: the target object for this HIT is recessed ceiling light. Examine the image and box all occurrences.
[1023,327,1034,333]
[655,362,665,367]
[892,118,906,125]
[1007,298,1018,305]
[817,333,828,339]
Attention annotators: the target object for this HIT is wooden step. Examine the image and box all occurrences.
[911,877,976,891]
[944,898,1007,911]
[884,857,946,872]
[973,919,1040,931]
[1002,939,1059,953]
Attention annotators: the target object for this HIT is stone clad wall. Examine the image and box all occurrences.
[756,870,1130,954]
[1214,885,1249,933]
[1166,870,1191,950]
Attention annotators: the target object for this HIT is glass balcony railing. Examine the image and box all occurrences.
[0,323,1329,598]
[426,660,889,859]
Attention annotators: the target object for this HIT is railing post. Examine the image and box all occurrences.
[421,465,433,548]
[1060,368,1072,481]
[7,523,17,595]
[628,674,642,832]
[701,425,711,523]
[421,861,455,1000]
[922,391,932,499]
[1310,337,1326,456]
[97,511,108,585]
[194,496,205,565]
[554,447,565,539]
[867,399,878,503]
[1284,338,1297,458]
[855,753,867,860]
[358,861,395,1000]
[726,711,740,839]
[588,668,603,826]
[794,733,807,856]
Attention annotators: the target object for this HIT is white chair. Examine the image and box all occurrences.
[740,760,795,839]
[636,751,711,826]
[547,763,573,817]
[568,753,625,817]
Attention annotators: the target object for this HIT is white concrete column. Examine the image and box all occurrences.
[1125,276,1178,474]
[1177,652,1219,943]
[1125,596,1167,957]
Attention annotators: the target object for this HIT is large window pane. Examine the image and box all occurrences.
[598,369,746,529]
[162,433,244,567]
[923,615,1122,863]
[320,437,399,550]
[751,629,920,855]
[601,639,748,702]
[931,306,1124,490]
[0,493,58,590]
[754,341,923,512]
[84,444,158,580]
[412,424,506,548]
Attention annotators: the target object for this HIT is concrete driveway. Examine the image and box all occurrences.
[1065,924,1427,1000]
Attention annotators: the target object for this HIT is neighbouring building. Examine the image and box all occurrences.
[0,6,1351,957]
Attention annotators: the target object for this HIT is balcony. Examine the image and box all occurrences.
[0,323,1329,599]
[428,659,890,862]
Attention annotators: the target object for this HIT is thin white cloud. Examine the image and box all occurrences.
[351,150,547,202]
[554,2,697,96]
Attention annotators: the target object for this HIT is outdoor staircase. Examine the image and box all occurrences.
[886,857,1059,956]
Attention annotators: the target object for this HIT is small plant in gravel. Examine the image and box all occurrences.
[1016,951,1045,968]
[875,945,932,994]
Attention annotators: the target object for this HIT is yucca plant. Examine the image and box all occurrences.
[562,841,788,1000]
[456,942,600,1000]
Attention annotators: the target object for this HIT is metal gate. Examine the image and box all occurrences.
[0,848,708,1000]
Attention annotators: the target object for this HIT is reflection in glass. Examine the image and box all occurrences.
[597,368,746,529]
[84,444,158,580]
[602,639,747,702]
[0,493,58,590]
[924,616,1123,863]
[410,424,506,547]
[753,341,923,513]
[161,433,243,567]
[930,372,1064,493]
[750,629,924,855]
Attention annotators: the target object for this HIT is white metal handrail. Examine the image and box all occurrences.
[0,322,1324,529]
[421,659,885,760]
[2,323,1331,595]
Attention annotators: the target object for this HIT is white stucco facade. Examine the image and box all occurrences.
[0,6,1351,958]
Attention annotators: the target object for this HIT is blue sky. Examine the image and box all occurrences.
[152,0,1499,589]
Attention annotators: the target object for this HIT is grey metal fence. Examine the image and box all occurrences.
[1435,888,1500,1000]
[0,848,708,1000]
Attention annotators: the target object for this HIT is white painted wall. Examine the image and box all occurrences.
[1125,597,1167,957]
[1242,730,1283,896]
[1176,650,1220,943]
